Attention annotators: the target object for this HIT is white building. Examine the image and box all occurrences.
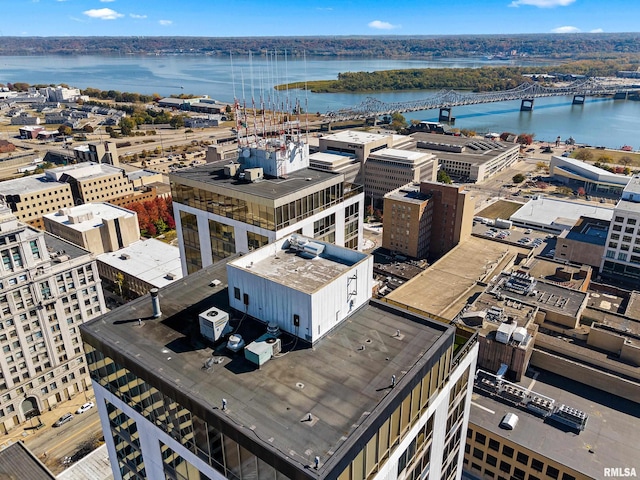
[0,204,106,433]
[227,235,372,343]
[96,239,183,298]
[600,175,640,285]
[82,238,478,480]
[171,134,364,275]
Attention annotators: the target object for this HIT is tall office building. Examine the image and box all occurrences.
[81,235,478,480]
[600,174,640,285]
[170,134,364,275]
[382,182,474,261]
[419,182,474,260]
[0,204,106,433]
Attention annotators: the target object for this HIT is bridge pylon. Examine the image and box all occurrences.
[572,95,585,105]
[520,99,534,111]
[439,107,453,122]
[614,92,628,100]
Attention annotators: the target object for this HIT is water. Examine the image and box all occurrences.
[1,54,638,148]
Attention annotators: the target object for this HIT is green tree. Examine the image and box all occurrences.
[389,112,407,132]
[119,117,137,136]
[169,115,185,129]
[573,149,593,161]
[437,169,453,184]
[512,173,526,184]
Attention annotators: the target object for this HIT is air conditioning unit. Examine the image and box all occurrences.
[198,307,231,343]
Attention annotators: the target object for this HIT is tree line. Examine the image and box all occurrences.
[279,59,640,93]
[2,33,640,58]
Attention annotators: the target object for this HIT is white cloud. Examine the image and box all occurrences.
[551,25,580,33]
[590,28,604,33]
[509,0,575,7]
[83,8,124,20]
[130,14,148,19]
[368,20,400,30]
[159,20,173,26]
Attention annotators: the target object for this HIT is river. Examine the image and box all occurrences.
[2,54,639,148]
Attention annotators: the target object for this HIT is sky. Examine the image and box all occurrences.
[0,0,637,37]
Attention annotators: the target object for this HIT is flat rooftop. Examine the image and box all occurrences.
[410,133,518,166]
[309,151,356,166]
[0,175,70,196]
[561,216,609,246]
[237,248,354,295]
[470,369,640,479]
[510,197,613,230]
[385,185,431,204]
[385,236,529,320]
[43,231,92,260]
[492,273,587,318]
[170,165,343,201]
[43,202,135,232]
[96,239,182,288]
[369,148,433,164]
[81,260,452,474]
[46,162,123,182]
[321,130,390,145]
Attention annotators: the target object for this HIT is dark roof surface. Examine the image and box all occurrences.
[81,259,453,475]
[0,442,56,480]
[170,164,342,201]
[470,369,640,479]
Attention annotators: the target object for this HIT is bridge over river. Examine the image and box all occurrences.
[323,78,640,123]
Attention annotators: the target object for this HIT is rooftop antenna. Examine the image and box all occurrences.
[230,51,241,145]
[250,52,258,141]
[304,50,309,144]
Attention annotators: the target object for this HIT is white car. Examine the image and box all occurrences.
[76,401,95,414]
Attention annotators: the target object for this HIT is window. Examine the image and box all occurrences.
[531,459,544,472]
[502,445,514,458]
[562,474,576,480]
[475,432,486,445]
[486,454,497,467]
[546,466,560,479]
[513,467,525,480]
[488,439,500,451]
[234,287,240,300]
[516,451,529,465]
[472,448,483,460]
[499,461,511,474]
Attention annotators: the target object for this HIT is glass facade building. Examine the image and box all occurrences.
[170,165,364,276]
[81,259,477,480]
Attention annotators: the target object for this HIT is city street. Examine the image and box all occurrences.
[1,392,102,475]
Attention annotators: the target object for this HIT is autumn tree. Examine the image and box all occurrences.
[573,149,593,161]
[58,125,72,136]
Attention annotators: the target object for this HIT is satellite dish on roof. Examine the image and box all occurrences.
[242,149,250,158]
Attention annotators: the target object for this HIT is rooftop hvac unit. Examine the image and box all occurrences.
[245,167,263,182]
[198,306,231,343]
[513,327,528,343]
[496,322,517,344]
[245,334,281,367]
[302,241,325,257]
[224,163,240,177]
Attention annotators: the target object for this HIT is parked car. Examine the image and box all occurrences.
[76,402,95,414]
[53,413,74,427]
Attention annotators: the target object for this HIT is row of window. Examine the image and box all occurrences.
[465,427,577,480]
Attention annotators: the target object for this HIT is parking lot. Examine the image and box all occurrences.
[473,220,556,258]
